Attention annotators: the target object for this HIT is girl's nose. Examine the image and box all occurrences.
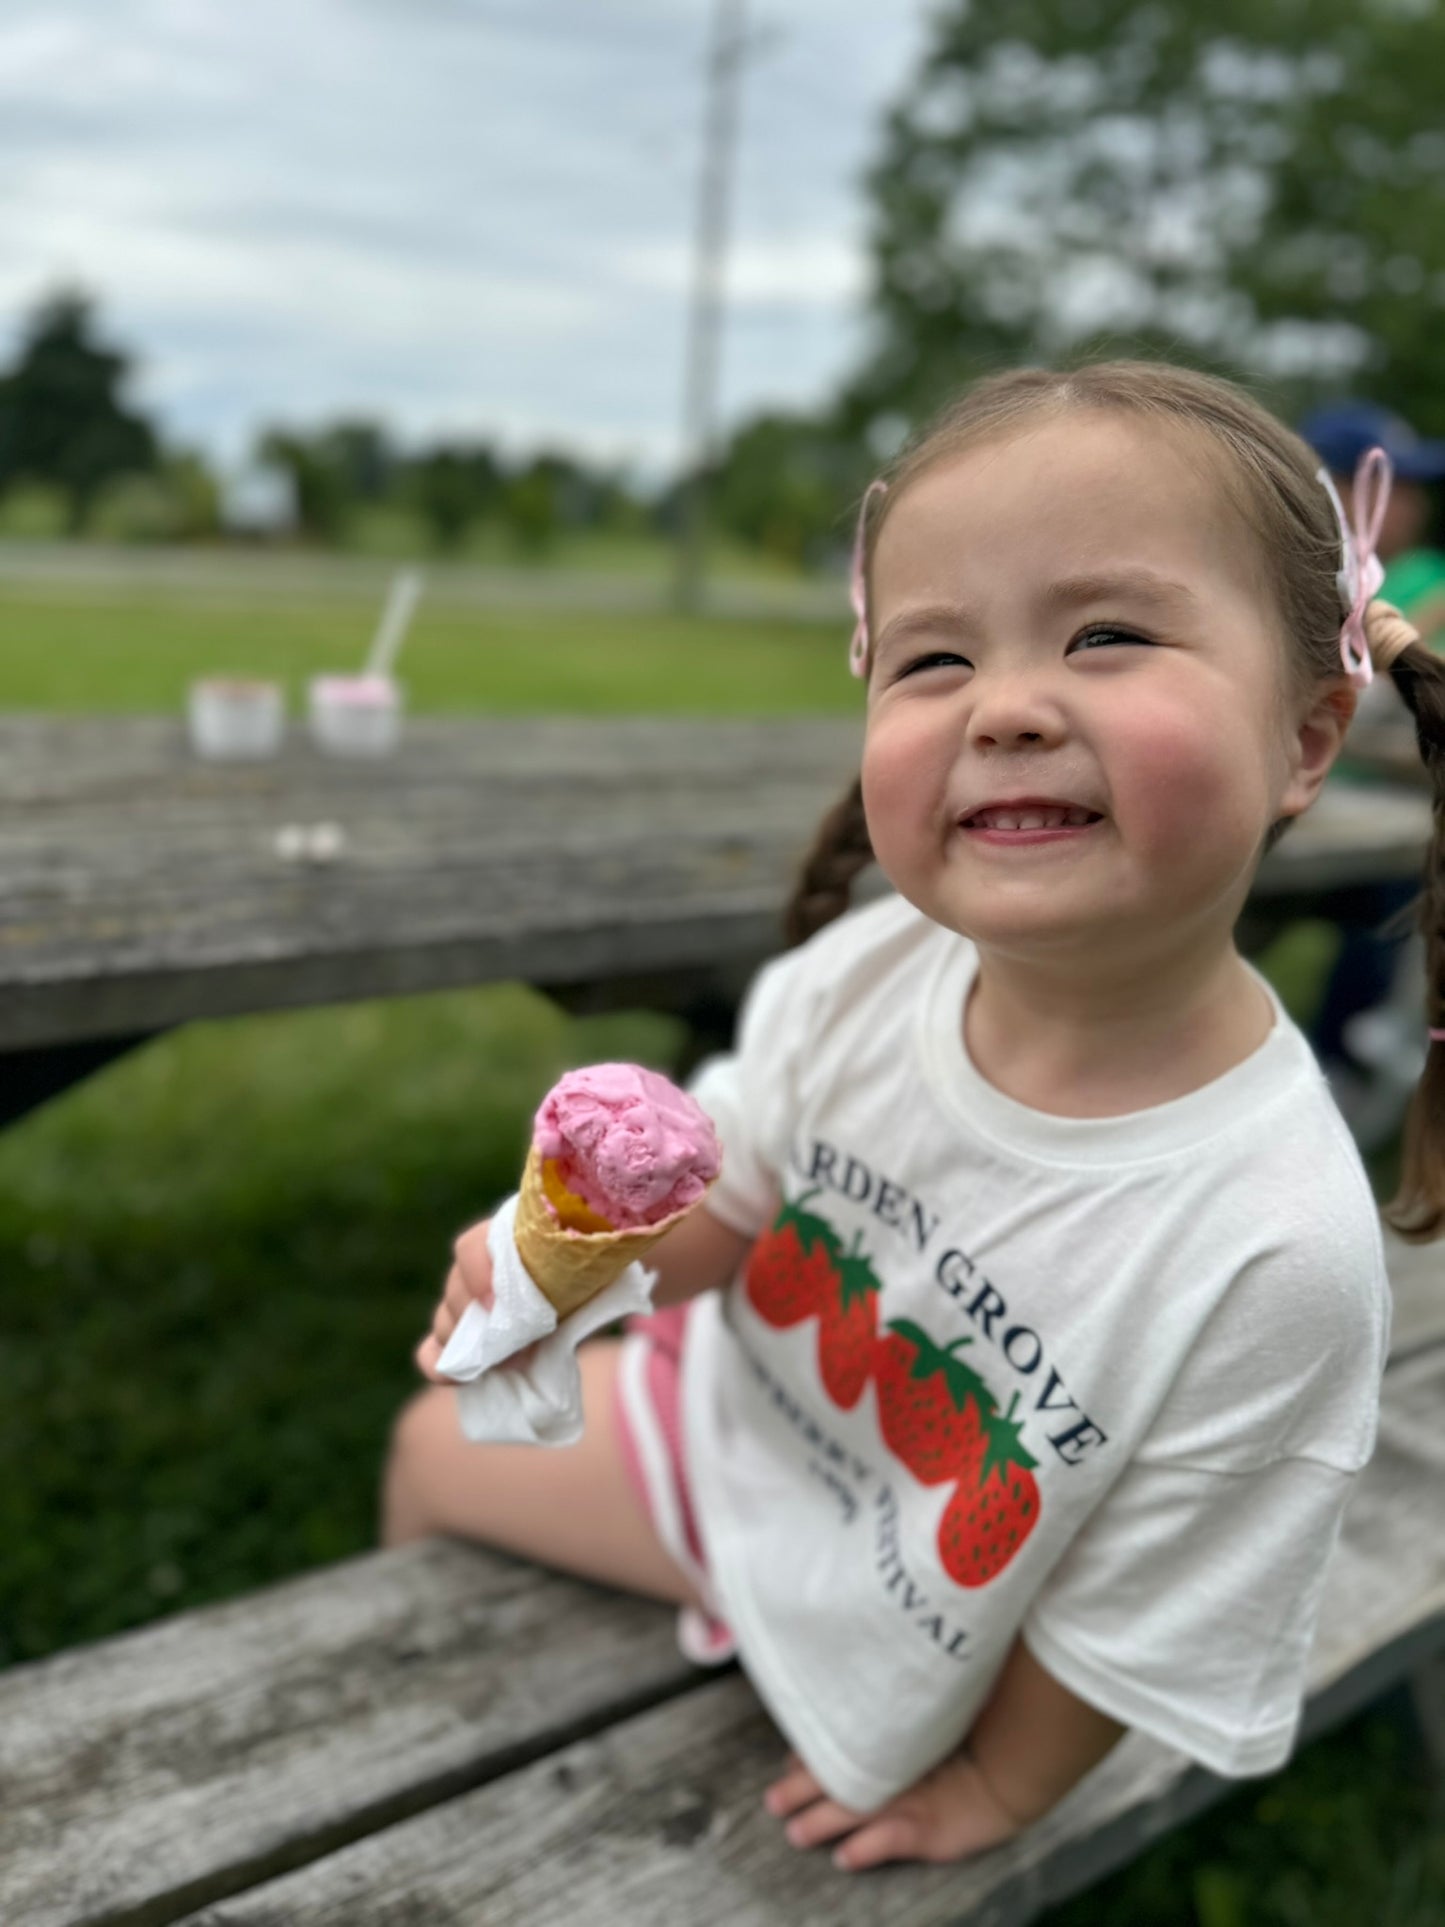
[965,671,1066,751]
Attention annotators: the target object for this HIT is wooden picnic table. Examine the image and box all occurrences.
[1,711,1441,1922]
[1,1242,1440,1927]
[0,713,1434,1124]
[1345,720,1433,790]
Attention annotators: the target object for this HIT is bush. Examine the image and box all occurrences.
[87,473,181,543]
[0,482,72,538]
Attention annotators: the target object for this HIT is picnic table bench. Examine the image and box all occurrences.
[2,710,1440,1922]
[1,1243,1440,1927]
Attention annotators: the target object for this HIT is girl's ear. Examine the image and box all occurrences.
[1277,679,1356,821]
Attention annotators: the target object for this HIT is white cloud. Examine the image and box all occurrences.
[619,232,866,306]
[0,0,932,468]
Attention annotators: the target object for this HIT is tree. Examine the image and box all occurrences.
[0,290,158,528]
[849,0,1445,440]
[318,419,397,504]
[406,442,503,552]
[709,411,867,566]
[255,428,351,543]
[498,459,560,556]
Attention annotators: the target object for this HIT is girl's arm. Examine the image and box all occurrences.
[767,1637,1123,1872]
[647,1204,753,1305]
[964,1637,1124,1828]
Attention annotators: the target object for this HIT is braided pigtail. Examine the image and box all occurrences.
[1381,632,1445,1241]
[784,777,874,948]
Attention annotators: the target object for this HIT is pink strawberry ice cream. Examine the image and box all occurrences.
[533,1064,721,1229]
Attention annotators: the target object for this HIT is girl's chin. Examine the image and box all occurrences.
[917,898,1120,954]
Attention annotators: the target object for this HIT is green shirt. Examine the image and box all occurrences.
[1384,547,1445,638]
[1331,546,1445,783]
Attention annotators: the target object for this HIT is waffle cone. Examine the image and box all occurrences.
[514,1145,691,1321]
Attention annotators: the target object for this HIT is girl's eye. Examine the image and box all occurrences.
[1069,625,1153,654]
[897,650,972,679]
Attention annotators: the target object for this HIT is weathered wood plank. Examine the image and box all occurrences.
[1344,723,1432,790]
[1264,781,1431,890]
[165,1350,1445,1927]
[0,718,1430,1050]
[1383,1226,1445,1360]
[0,717,863,1049]
[0,1539,703,1927]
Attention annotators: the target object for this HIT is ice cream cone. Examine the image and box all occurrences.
[539,1155,616,1234]
[514,1145,695,1321]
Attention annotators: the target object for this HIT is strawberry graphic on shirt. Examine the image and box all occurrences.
[937,1393,1041,1588]
[816,1230,883,1409]
[872,1319,997,1483]
[744,1189,841,1328]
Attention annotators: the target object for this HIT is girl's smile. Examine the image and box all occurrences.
[958,796,1104,843]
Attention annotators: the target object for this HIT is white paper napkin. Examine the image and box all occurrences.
[435,1191,658,1446]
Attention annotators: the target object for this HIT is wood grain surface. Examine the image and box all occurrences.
[0,1539,700,1927]
[4,1342,1439,1927]
[0,716,1432,1051]
[0,716,862,1050]
[162,1348,1445,1927]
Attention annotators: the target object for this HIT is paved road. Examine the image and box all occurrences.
[0,540,847,622]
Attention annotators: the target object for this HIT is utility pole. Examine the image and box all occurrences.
[674,0,747,614]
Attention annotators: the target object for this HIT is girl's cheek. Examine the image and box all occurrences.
[859,760,907,870]
[1115,711,1266,855]
[861,715,942,862]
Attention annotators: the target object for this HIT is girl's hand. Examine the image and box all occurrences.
[414,1220,497,1382]
[763,1747,1023,1873]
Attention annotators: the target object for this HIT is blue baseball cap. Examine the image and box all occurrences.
[1299,400,1445,482]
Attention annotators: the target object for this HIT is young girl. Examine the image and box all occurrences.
[384,362,1445,1874]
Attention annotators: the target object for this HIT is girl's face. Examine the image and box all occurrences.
[861,412,1345,968]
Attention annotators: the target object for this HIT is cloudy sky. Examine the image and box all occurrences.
[0,0,935,475]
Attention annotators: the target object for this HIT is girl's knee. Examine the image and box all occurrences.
[379,1384,452,1547]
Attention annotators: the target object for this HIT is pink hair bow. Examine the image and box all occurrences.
[848,480,887,678]
[1314,451,1443,1043]
[1316,446,1390,689]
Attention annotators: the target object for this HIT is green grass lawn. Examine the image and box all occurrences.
[340,511,811,584]
[1,562,1438,1924]
[0,586,854,715]
[0,985,682,1661]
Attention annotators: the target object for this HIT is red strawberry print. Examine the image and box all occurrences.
[744,1189,841,1328]
[937,1394,1041,1588]
[816,1230,882,1410]
[872,1318,996,1483]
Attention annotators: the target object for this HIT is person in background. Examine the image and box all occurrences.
[1299,401,1445,1137]
[1302,401,1445,646]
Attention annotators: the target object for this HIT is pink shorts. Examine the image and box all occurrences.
[613,1301,736,1666]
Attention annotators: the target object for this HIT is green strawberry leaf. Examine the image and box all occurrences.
[885,1319,997,1417]
[834,1228,882,1308]
[777,1188,843,1259]
[943,1352,998,1421]
[976,1392,1039,1488]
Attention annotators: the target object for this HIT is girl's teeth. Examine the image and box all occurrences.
[974,807,1096,830]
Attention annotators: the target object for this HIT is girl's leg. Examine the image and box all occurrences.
[380,1336,701,1610]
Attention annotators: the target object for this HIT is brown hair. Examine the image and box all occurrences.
[785,359,1445,1241]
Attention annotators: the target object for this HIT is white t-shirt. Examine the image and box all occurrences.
[683,893,1389,1812]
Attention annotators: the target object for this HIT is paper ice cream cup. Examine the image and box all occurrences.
[307,674,403,755]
